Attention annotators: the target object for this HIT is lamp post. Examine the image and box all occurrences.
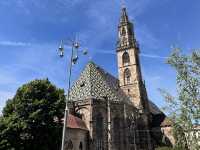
[58,39,87,150]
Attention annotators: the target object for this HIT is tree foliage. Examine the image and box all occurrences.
[160,49,200,150]
[0,79,65,150]
[155,146,174,150]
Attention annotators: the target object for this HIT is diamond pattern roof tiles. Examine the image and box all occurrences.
[69,61,130,103]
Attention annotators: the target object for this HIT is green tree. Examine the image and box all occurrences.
[0,79,65,150]
[160,49,200,150]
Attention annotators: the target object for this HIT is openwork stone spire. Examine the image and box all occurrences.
[120,7,129,23]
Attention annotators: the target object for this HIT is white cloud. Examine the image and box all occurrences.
[135,24,161,50]
[0,41,31,47]
[83,48,168,60]
[140,53,168,59]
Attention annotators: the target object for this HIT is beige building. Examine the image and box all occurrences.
[65,114,89,150]
[64,6,169,150]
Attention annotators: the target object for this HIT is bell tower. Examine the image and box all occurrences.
[116,7,148,112]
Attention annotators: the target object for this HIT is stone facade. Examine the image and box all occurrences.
[117,8,142,110]
[116,8,150,116]
[64,6,169,150]
[65,114,89,150]
[66,62,154,150]
[65,128,88,150]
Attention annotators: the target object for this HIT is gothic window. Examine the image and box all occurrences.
[121,37,127,46]
[122,52,130,66]
[113,117,121,145]
[121,27,126,35]
[79,142,83,150]
[96,113,104,139]
[124,68,131,85]
[128,119,136,144]
[96,113,104,150]
[66,140,73,150]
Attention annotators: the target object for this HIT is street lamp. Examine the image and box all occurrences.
[58,38,88,150]
[59,40,64,58]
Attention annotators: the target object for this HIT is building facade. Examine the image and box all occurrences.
[65,7,168,150]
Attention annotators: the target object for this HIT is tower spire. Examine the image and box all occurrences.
[117,6,136,51]
[116,6,148,111]
[120,0,129,23]
[120,7,129,23]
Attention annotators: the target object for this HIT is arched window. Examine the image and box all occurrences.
[113,117,121,146]
[96,113,104,139]
[66,140,73,150]
[122,52,130,66]
[96,113,104,150]
[121,37,127,46]
[124,68,131,85]
[121,27,126,35]
[79,142,83,150]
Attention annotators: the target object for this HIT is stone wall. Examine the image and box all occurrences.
[65,128,88,150]
[73,98,154,150]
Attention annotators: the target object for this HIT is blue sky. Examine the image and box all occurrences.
[0,0,200,112]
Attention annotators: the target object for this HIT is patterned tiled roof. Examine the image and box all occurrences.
[69,61,131,103]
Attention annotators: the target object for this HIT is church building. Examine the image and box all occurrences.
[64,6,169,150]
